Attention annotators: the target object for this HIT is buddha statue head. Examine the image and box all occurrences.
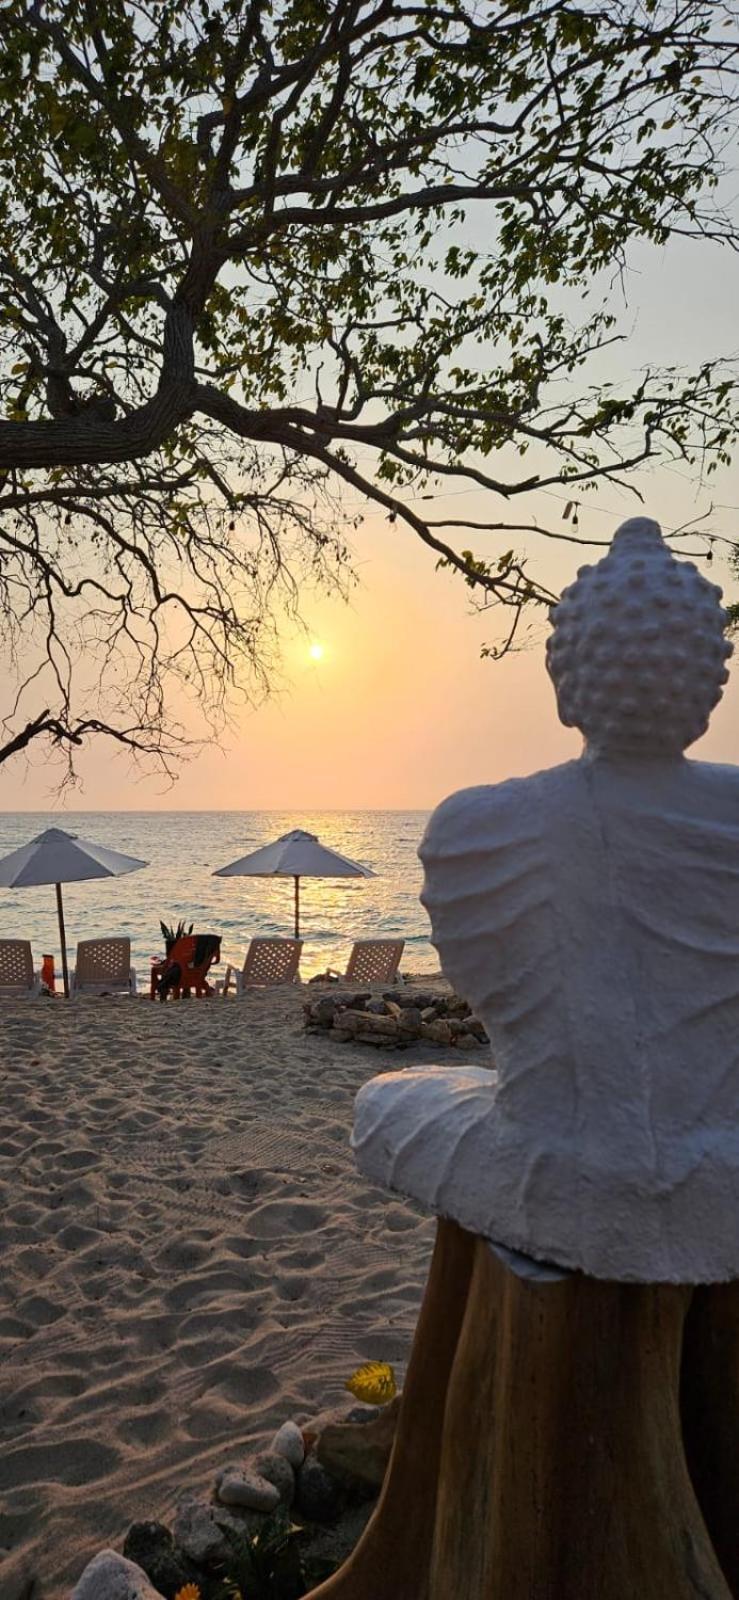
[545,517,733,756]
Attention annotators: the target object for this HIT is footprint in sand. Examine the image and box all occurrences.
[208,1363,281,1407]
[0,1437,119,1490]
[278,1247,326,1270]
[16,1293,65,1328]
[11,1245,58,1281]
[385,1204,425,1232]
[245,1200,329,1239]
[22,1138,66,1161]
[164,1268,260,1313]
[0,1501,39,1552]
[151,1239,212,1273]
[219,1233,264,1261]
[4,1202,46,1227]
[273,1274,309,1302]
[0,1315,32,1342]
[55,1223,102,1251]
[11,1370,86,1410]
[56,1148,101,1172]
[183,1393,255,1441]
[115,1407,172,1448]
[214,1169,276,1201]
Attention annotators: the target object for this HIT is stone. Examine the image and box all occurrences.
[316,1395,400,1489]
[396,1006,422,1034]
[314,996,338,1025]
[122,1522,198,1598]
[172,1491,232,1565]
[254,1449,296,1507]
[271,1418,306,1468]
[345,1404,381,1424]
[353,517,739,1284]
[211,1501,268,1542]
[299,1502,375,1585]
[322,990,370,1010]
[305,1402,351,1436]
[71,1550,165,1600]
[295,1455,346,1523]
[383,989,439,1010]
[337,1009,397,1037]
[216,1466,280,1512]
[366,998,388,1014]
[421,1019,453,1046]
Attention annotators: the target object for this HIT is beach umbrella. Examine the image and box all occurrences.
[0,826,147,997]
[213,828,375,938]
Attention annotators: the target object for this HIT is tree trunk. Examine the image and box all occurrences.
[681,1281,739,1596]
[305,1222,738,1600]
[429,1238,730,1600]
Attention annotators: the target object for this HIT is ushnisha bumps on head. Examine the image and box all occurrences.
[545,517,733,755]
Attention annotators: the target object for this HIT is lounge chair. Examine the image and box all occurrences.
[330,938,405,986]
[154,934,221,1000]
[71,937,137,995]
[221,937,303,993]
[0,939,42,998]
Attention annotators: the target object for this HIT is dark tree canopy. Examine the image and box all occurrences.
[1,0,738,776]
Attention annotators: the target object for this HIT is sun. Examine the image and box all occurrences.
[309,641,324,661]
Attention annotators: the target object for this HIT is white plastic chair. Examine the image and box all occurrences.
[0,939,42,998]
[71,937,137,995]
[330,939,405,987]
[221,937,303,993]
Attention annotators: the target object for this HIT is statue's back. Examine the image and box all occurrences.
[421,755,739,1277]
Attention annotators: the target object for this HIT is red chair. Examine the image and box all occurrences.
[153,934,221,1000]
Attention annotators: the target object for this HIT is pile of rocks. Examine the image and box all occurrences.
[304,988,488,1050]
[71,1399,400,1599]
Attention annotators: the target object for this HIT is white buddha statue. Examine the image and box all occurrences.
[353,517,739,1281]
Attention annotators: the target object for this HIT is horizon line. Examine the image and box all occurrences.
[0,805,435,815]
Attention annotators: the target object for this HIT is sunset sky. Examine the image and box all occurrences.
[3,232,739,813]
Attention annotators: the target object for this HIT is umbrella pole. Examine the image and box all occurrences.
[55,882,70,998]
[294,876,300,940]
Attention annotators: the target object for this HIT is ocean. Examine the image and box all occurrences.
[0,810,437,983]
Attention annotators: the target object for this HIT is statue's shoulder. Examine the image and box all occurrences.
[686,757,739,793]
[420,762,579,863]
[420,779,531,858]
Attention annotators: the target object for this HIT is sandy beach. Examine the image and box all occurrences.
[0,982,470,1599]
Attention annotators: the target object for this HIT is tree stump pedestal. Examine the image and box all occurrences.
[309,1220,739,1600]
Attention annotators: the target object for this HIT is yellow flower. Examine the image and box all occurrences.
[345,1361,397,1406]
[174,1586,201,1600]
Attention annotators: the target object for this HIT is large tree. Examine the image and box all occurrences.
[1,0,738,776]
